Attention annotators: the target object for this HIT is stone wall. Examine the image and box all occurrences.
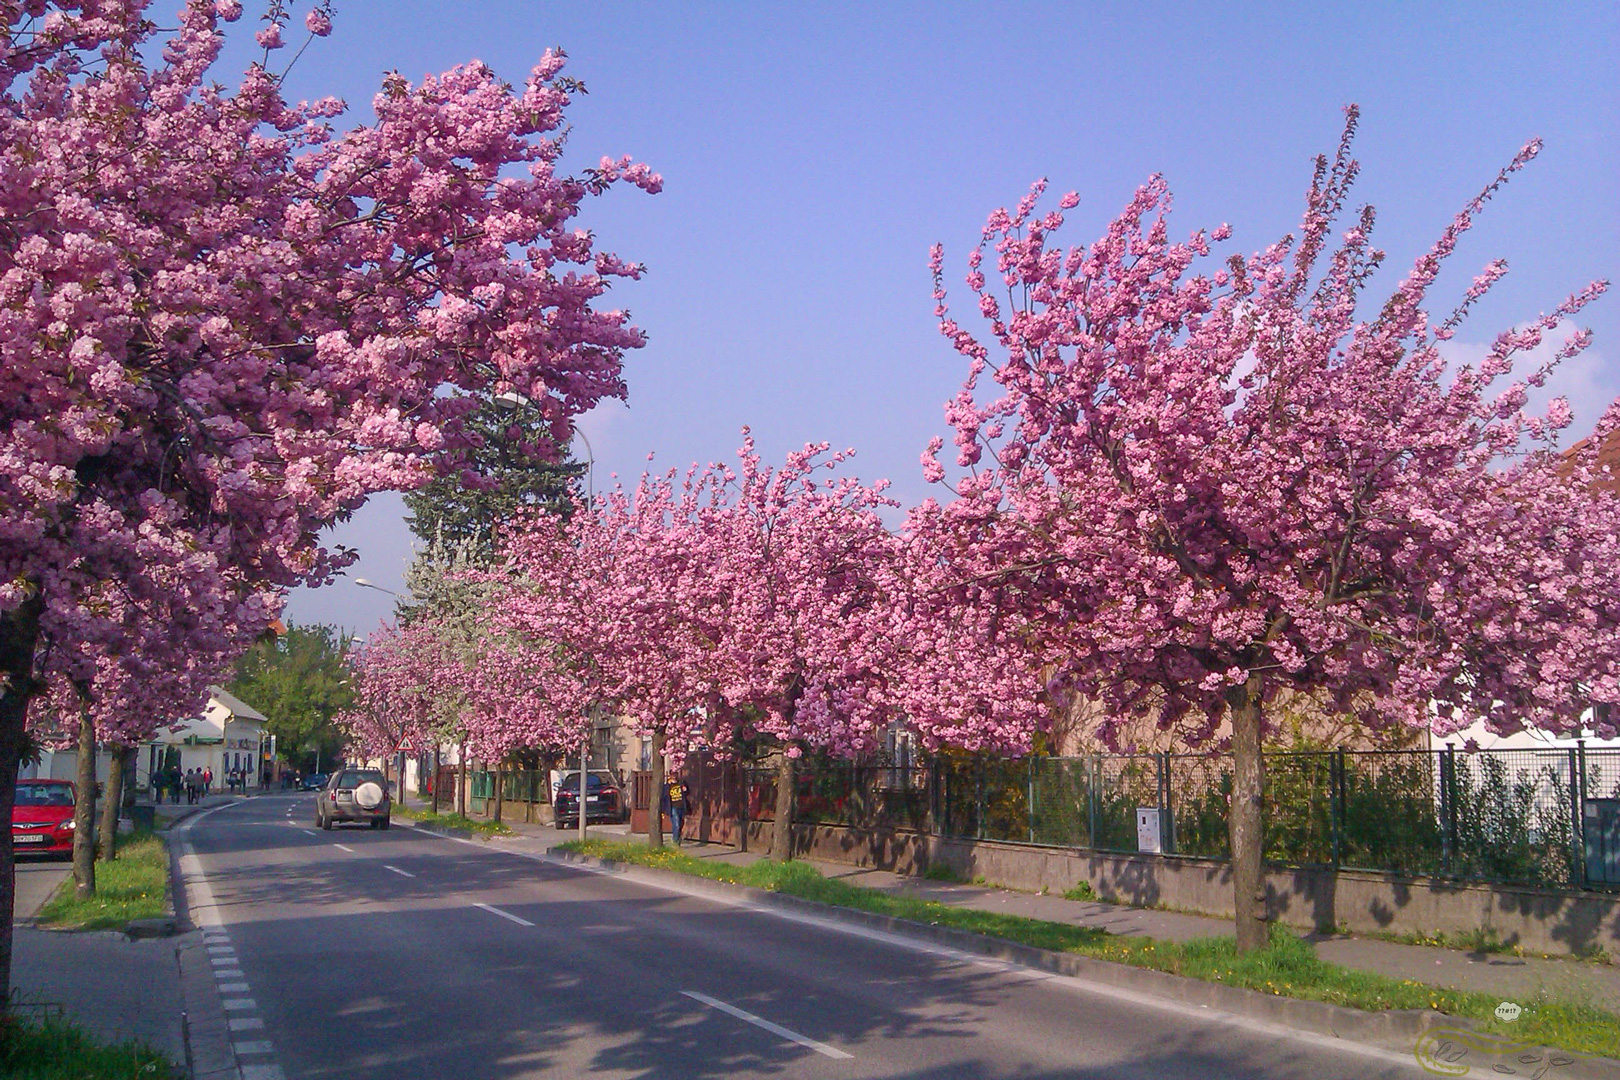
[736,820,1620,958]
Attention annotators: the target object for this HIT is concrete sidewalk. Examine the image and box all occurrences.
[9,790,266,1075]
[474,813,1620,1015]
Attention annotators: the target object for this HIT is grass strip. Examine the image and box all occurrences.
[392,804,511,836]
[562,838,1620,1061]
[0,1011,173,1079]
[34,833,168,932]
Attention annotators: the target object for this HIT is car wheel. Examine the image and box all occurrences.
[320,814,332,831]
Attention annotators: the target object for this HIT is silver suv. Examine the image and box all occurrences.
[316,768,392,830]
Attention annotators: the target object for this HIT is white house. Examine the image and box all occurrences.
[140,686,271,794]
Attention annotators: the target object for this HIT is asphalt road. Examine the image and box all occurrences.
[181,794,1432,1080]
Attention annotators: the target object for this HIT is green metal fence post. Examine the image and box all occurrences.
[1028,756,1036,844]
[1330,749,1345,870]
[1571,743,1586,889]
[975,755,985,840]
[1086,754,1098,850]
[1441,746,1457,878]
[1160,752,1174,854]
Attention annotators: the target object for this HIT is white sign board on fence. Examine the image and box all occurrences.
[1136,807,1162,854]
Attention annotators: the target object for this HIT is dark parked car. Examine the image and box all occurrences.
[553,771,624,829]
[299,773,328,792]
[13,779,76,856]
[316,769,391,830]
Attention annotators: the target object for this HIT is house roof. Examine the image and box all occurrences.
[1559,424,1620,497]
[207,685,268,724]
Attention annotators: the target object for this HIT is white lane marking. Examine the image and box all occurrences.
[299,828,317,836]
[241,1065,285,1080]
[228,1018,265,1032]
[213,968,244,979]
[473,902,533,927]
[218,982,249,993]
[207,946,235,956]
[210,956,237,966]
[681,990,853,1060]
[334,844,355,853]
[234,1039,274,1055]
[473,842,1428,1076]
[383,865,415,878]
[222,998,257,1011]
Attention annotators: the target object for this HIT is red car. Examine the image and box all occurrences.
[12,779,76,856]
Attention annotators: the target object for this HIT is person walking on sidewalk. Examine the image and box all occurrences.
[664,776,688,845]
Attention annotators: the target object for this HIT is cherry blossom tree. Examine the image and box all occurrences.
[0,0,658,999]
[700,431,901,858]
[493,470,723,848]
[920,109,1617,951]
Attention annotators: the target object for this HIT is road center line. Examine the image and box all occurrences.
[383,864,414,878]
[472,902,532,927]
[299,829,316,836]
[333,844,355,853]
[680,990,852,1060]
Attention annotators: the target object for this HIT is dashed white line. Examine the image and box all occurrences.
[213,968,244,979]
[299,829,317,836]
[222,998,257,1011]
[333,844,355,853]
[217,982,249,993]
[473,902,533,927]
[228,1017,265,1032]
[681,990,853,1059]
[234,1039,274,1055]
[210,956,238,966]
[383,865,415,878]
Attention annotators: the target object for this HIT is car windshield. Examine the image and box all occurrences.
[16,783,73,807]
[335,772,385,790]
[558,775,610,793]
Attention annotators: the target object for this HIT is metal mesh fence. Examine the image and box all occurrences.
[771,745,1620,891]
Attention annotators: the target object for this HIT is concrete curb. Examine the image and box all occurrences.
[545,847,1620,1078]
[400,816,502,842]
[168,800,247,1079]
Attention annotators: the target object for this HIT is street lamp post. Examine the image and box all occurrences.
[494,394,599,846]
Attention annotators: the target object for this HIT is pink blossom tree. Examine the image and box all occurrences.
[700,431,901,858]
[920,109,1617,951]
[0,0,658,998]
[493,471,723,848]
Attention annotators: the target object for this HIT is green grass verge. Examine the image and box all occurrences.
[560,838,1620,1061]
[0,1012,173,1079]
[391,805,511,837]
[34,834,168,932]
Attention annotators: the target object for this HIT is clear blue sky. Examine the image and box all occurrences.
[268,1,1619,634]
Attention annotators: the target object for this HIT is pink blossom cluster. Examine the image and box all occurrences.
[0,2,658,748]
[914,106,1618,746]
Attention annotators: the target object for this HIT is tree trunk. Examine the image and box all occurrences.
[432,745,441,812]
[647,728,665,850]
[1226,676,1269,953]
[0,597,42,1011]
[493,761,504,824]
[72,710,98,899]
[771,750,796,862]
[457,738,467,818]
[97,745,126,862]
